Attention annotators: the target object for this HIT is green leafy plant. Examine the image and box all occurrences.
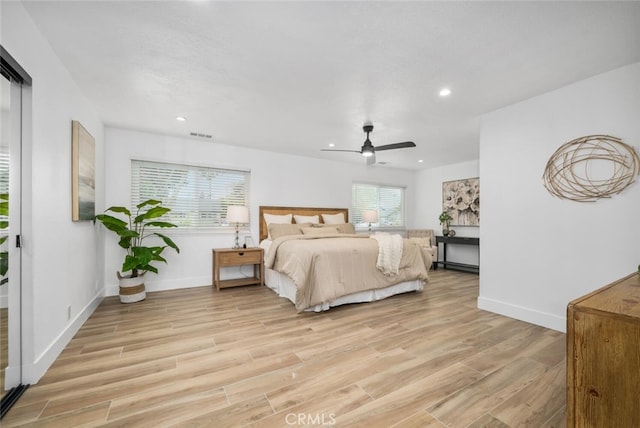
[95,199,180,278]
[439,210,453,228]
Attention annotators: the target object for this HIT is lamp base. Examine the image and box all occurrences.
[233,226,240,249]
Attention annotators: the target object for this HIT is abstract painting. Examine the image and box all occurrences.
[72,120,95,221]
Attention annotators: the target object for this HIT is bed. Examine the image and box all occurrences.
[258,206,431,312]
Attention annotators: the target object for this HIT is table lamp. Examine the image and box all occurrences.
[226,205,249,248]
[362,209,378,233]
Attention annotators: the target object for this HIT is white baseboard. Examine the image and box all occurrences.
[22,291,104,385]
[105,275,211,297]
[3,364,21,388]
[477,296,566,333]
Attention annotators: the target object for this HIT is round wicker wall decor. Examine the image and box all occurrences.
[542,135,639,202]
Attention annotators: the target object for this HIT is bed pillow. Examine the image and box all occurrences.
[321,212,346,224]
[268,223,308,240]
[302,226,339,235]
[264,213,292,238]
[314,222,355,234]
[293,214,320,224]
[337,223,356,234]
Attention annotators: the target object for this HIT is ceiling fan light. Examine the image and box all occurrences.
[362,147,374,157]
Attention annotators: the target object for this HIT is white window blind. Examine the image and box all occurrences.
[0,147,8,230]
[131,160,249,229]
[351,182,405,229]
[0,147,8,196]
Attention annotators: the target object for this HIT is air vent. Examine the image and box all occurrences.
[189,132,213,139]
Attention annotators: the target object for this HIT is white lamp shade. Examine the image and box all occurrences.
[362,209,378,223]
[226,205,249,224]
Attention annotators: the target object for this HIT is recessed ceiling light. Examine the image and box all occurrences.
[439,88,451,97]
[176,116,187,122]
[328,143,335,147]
[418,159,424,163]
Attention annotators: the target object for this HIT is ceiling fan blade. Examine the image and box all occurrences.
[320,149,362,153]
[374,141,416,151]
[367,153,376,166]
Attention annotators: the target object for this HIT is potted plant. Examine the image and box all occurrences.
[95,199,180,303]
[439,210,453,236]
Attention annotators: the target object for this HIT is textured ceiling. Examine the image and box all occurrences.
[21,1,640,170]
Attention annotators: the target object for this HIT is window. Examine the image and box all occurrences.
[131,160,249,229]
[351,182,405,229]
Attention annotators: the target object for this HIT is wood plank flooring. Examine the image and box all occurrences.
[1,270,567,427]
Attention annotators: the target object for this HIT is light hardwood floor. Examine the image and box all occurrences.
[2,270,567,427]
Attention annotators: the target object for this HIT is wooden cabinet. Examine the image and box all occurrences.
[566,272,640,426]
[212,247,264,291]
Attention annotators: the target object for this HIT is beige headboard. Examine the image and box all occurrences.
[259,206,349,242]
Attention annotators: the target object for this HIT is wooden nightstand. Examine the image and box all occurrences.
[212,247,264,291]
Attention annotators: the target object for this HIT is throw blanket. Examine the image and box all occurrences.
[370,233,404,276]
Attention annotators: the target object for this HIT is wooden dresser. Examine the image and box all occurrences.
[567,272,640,426]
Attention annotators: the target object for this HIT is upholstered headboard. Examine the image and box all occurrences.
[259,206,349,242]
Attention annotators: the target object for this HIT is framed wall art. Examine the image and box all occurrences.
[72,120,95,221]
[442,177,480,226]
[244,236,255,248]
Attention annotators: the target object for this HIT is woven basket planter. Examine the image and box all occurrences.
[117,272,146,303]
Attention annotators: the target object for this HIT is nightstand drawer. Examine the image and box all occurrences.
[219,250,262,265]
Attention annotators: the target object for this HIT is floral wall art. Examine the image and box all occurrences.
[442,177,480,226]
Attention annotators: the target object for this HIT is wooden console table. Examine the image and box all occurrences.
[435,235,479,273]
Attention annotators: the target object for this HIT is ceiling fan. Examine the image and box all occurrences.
[322,122,416,165]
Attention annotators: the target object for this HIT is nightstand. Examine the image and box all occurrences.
[212,247,264,291]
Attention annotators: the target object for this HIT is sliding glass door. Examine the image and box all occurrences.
[1,45,29,418]
[0,68,10,404]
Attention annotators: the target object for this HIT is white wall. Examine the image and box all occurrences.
[1,2,105,383]
[479,62,640,332]
[415,160,480,265]
[104,127,416,295]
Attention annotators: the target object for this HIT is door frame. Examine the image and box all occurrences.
[0,44,31,419]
